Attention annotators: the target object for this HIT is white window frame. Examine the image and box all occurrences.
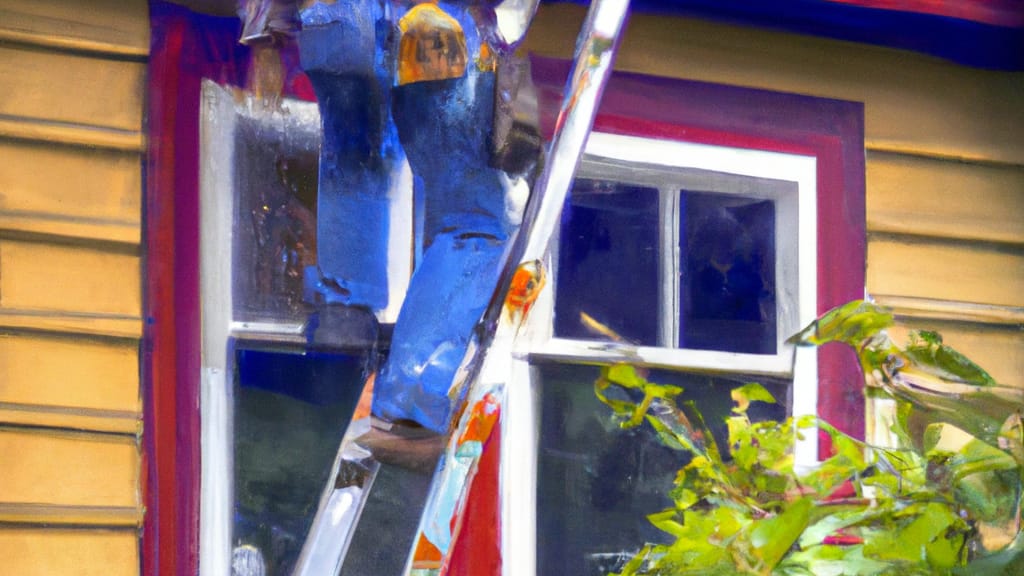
[197,82,413,576]
[502,132,820,576]
[529,132,817,377]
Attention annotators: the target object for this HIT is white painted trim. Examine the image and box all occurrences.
[526,337,794,375]
[500,360,540,576]
[547,133,818,352]
[658,187,681,348]
[199,81,236,576]
[384,158,414,323]
[198,82,417,574]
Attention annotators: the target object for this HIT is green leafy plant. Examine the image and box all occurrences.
[596,300,1024,575]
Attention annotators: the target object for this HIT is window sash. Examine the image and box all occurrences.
[532,131,818,380]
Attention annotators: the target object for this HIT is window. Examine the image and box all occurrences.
[498,57,865,576]
[517,134,817,576]
[198,83,394,574]
[545,132,816,374]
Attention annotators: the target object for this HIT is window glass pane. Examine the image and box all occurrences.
[681,192,776,354]
[555,179,660,345]
[535,362,789,576]
[232,345,366,574]
[233,112,321,325]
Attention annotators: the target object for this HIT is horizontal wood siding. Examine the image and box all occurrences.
[0,45,145,132]
[0,0,148,572]
[868,238,1023,308]
[0,0,148,57]
[0,140,142,243]
[526,5,1023,387]
[0,528,139,576]
[527,5,1024,165]
[0,429,139,509]
[866,152,1024,245]
[0,333,140,413]
[0,240,141,317]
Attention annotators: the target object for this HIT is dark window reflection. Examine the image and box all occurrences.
[681,192,776,354]
[232,344,367,575]
[555,179,660,345]
[536,362,789,576]
[555,178,778,355]
[234,114,320,324]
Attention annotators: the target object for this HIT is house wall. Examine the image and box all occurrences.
[0,0,148,573]
[0,2,1019,574]
[525,4,1024,386]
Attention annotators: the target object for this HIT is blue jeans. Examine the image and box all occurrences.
[299,0,397,309]
[300,3,513,433]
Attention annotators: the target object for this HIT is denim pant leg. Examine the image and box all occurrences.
[298,1,396,310]
[373,71,513,432]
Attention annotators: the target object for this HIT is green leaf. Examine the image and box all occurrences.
[863,502,961,567]
[749,497,813,570]
[645,412,689,452]
[595,364,686,430]
[658,509,743,572]
[782,544,891,576]
[922,423,1019,523]
[605,363,647,388]
[674,488,699,511]
[956,470,1018,523]
[648,508,686,538]
[787,300,894,348]
[592,326,1021,576]
[799,507,888,549]
[881,359,1023,447]
[594,374,637,418]
[802,433,868,496]
[731,382,777,414]
[905,330,997,388]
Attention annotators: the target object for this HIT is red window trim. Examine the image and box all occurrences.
[145,3,317,573]
[145,4,249,575]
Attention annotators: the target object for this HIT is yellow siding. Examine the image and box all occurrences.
[0,240,141,317]
[0,140,141,243]
[0,333,140,413]
[0,0,149,57]
[526,5,1023,386]
[0,45,146,132]
[867,152,1024,245]
[0,0,148,572]
[526,5,1024,164]
[0,430,138,509]
[0,528,139,576]
[868,239,1024,308]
